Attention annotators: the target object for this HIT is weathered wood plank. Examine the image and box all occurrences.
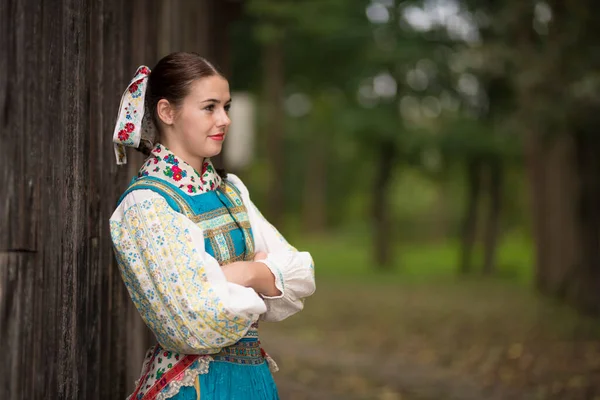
[0,1,239,398]
[0,253,25,400]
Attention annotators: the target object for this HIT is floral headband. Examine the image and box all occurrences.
[112,65,152,164]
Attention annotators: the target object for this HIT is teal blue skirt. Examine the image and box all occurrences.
[171,359,279,400]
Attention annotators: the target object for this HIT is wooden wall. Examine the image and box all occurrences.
[0,0,240,398]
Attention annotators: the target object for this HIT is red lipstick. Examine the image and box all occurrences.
[209,133,225,141]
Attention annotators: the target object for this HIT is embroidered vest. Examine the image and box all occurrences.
[120,177,271,400]
[119,176,255,264]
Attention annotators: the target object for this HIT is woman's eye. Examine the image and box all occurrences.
[224,104,231,113]
[204,105,215,112]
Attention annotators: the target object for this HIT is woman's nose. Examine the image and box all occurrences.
[217,109,231,127]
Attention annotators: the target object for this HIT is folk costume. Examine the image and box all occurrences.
[109,66,316,400]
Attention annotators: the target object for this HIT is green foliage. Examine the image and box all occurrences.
[230,0,552,274]
[287,228,533,285]
[233,0,522,161]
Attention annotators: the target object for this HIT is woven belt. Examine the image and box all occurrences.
[212,338,265,365]
[211,323,265,365]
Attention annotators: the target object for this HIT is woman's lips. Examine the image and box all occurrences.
[209,133,225,141]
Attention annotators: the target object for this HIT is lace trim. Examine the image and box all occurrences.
[127,351,278,400]
[127,345,159,400]
[158,355,213,400]
[265,354,279,373]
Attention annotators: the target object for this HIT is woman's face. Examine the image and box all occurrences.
[170,75,231,159]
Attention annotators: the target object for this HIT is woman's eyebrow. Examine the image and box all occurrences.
[201,98,232,104]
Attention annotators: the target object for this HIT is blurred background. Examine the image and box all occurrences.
[231,1,600,399]
[2,0,600,399]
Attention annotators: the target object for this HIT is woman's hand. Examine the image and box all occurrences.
[221,252,281,297]
[221,252,267,286]
[221,262,254,287]
[254,251,267,261]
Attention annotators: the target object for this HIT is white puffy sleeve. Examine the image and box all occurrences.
[109,189,267,354]
[227,174,316,322]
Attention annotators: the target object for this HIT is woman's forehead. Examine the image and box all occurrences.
[188,76,230,101]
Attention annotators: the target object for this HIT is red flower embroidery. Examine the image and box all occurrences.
[140,66,150,75]
[129,83,138,93]
[125,122,135,132]
[117,129,129,141]
[187,185,197,193]
[172,165,183,181]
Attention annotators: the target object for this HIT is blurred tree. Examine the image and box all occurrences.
[241,0,372,230]
[462,0,600,313]
[244,3,289,228]
[262,35,286,228]
[453,2,518,276]
[236,0,519,271]
[242,0,412,268]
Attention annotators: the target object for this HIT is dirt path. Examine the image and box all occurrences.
[257,280,600,399]
[263,330,533,400]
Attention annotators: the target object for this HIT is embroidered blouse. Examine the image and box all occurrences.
[109,144,316,355]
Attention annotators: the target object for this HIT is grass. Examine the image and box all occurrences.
[265,278,600,399]
[288,229,534,285]
[262,228,600,399]
[262,230,600,399]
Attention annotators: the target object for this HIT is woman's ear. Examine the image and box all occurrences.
[156,99,175,126]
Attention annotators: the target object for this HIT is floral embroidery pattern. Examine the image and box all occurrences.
[114,104,139,146]
[163,154,177,164]
[112,195,258,399]
[126,327,273,399]
[117,121,136,142]
[162,155,187,182]
[201,161,219,190]
[136,143,222,194]
[114,173,299,399]
[129,78,145,98]
[127,345,212,400]
[185,184,197,194]
[112,65,152,164]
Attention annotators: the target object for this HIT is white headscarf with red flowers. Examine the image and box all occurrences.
[112,65,154,164]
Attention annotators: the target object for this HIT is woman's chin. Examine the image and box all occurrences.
[202,142,224,158]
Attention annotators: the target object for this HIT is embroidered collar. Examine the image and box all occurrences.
[137,143,222,194]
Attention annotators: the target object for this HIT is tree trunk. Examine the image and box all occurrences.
[263,38,285,227]
[527,130,600,316]
[524,130,548,291]
[459,159,482,274]
[373,139,397,270]
[510,0,600,315]
[302,133,327,233]
[569,131,600,314]
[526,131,580,299]
[482,158,503,275]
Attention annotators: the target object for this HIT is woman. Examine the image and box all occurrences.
[109,52,316,400]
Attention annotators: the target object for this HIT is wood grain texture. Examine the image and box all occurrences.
[0,1,240,398]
